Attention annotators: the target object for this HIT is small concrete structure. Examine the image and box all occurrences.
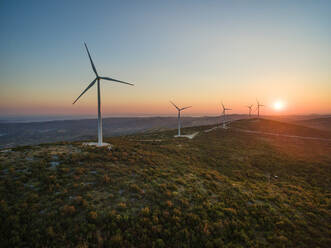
[174,132,199,139]
[83,142,112,149]
[222,124,229,129]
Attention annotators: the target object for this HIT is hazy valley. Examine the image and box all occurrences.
[1,115,330,149]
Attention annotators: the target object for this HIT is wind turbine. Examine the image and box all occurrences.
[247,105,253,117]
[221,102,231,128]
[256,99,264,118]
[73,43,134,147]
[170,101,192,136]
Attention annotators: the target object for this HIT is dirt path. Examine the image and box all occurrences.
[233,127,331,142]
[204,127,219,133]
[175,132,199,139]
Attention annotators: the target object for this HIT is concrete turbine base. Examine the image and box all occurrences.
[174,132,199,139]
[83,142,112,149]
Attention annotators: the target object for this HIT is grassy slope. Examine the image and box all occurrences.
[295,116,331,131]
[0,119,330,247]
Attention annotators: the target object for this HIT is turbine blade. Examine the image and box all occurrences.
[84,43,98,77]
[99,77,134,86]
[73,78,97,104]
[170,101,180,110]
[180,106,192,111]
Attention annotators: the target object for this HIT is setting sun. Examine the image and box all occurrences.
[273,100,285,111]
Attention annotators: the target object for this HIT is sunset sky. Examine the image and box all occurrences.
[0,0,330,118]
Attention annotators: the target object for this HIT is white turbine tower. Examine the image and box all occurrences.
[170,101,192,136]
[247,105,253,117]
[221,102,231,128]
[256,99,264,118]
[73,43,134,147]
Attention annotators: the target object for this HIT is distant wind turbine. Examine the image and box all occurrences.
[247,105,253,117]
[256,99,264,118]
[221,102,231,128]
[73,43,134,146]
[170,101,192,136]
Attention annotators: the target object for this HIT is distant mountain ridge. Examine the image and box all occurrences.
[1,115,330,149]
[0,116,245,148]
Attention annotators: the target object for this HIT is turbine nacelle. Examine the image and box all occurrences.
[170,101,192,136]
[247,104,254,117]
[221,102,231,112]
[256,99,264,107]
[220,101,231,128]
[73,43,134,146]
[256,99,264,118]
[73,44,134,105]
[170,101,192,112]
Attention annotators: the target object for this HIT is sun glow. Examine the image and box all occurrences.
[273,100,285,111]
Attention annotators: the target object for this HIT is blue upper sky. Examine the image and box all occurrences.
[0,0,330,116]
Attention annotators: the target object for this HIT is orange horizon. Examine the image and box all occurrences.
[1,100,330,117]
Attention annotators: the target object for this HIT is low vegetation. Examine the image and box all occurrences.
[0,119,330,247]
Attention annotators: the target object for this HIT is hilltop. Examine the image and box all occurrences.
[0,119,330,247]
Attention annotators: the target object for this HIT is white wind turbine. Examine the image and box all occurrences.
[73,43,134,147]
[170,101,192,136]
[256,99,264,118]
[221,102,231,128]
[247,105,253,117]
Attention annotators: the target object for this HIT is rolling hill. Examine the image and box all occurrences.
[231,118,331,138]
[0,119,330,247]
[0,116,248,149]
[295,116,331,131]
